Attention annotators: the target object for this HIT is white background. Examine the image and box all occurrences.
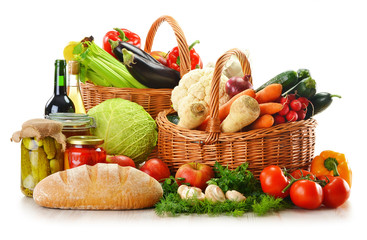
[1,0,366,239]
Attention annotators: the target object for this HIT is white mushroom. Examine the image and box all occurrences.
[178,185,205,201]
[225,190,246,202]
[205,184,226,202]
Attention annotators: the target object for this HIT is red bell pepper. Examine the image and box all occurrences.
[166,40,203,72]
[103,28,141,57]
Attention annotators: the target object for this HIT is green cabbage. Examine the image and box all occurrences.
[88,98,157,163]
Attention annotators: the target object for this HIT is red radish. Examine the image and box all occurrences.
[280,96,290,105]
[286,110,298,122]
[287,94,297,102]
[297,97,309,109]
[290,99,302,111]
[297,110,306,120]
[225,75,253,98]
[278,104,290,116]
[274,114,286,125]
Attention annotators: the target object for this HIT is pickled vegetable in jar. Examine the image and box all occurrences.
[11,119,66,197]
[65,136,106,169]
[20,137,63,197]
[46,113,96,138]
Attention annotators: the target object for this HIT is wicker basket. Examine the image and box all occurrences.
[81,15,191,119]
[155,48,317,178]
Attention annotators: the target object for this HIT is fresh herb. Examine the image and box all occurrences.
[155,162,293,217]
[207,162,261,196]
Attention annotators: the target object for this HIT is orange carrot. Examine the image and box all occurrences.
[255,83,282,104]
[248,114,274,130]
[259,102,283,116]
[197,88,256,131]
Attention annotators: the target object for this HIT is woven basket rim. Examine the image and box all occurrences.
[157,108,317,142]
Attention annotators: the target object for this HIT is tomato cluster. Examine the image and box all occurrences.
[274,94,309,125]
[260,166,350,209]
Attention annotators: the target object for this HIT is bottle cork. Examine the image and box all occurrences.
[68,60,80,75]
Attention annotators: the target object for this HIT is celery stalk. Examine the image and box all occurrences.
[75,41,148,89]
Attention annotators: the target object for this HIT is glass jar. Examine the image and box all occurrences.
[46,113,96,138]
[65,136,106,169]
[21,137,63,197]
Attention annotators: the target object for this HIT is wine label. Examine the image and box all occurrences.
[58,76,65,87]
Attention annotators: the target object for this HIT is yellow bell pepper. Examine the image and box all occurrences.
[311,150,352,188]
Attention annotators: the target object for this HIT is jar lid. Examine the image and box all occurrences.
[46,113,96,130]
[67,136,104,145]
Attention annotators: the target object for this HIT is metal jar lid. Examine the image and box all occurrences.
[66,136,104,146]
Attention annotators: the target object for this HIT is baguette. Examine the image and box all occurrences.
[33,163,163,210]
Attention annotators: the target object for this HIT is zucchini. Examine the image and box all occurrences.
[283,77,316,98]
[256,70,298,93]
[305,92,341,119]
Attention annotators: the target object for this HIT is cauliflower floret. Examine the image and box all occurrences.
[171,67,229,114]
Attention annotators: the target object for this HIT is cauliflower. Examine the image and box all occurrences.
[171,67,229,115]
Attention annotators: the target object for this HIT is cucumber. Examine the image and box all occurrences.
[167,114,180,125]
[256,70,298,93]
[305,92,341,119]
[283,77,316,98]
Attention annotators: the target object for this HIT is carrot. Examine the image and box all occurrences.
[255,83,282,104]
[197,89,256,131]
[259,102,283,116]
[248,114,274,130]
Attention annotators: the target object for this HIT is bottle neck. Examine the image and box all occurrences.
[54,65,67,95]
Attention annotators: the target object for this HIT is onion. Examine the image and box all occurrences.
[225,75,253,98]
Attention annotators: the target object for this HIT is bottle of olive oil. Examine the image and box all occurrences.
[67,61,86,114]
[45,59,75,116]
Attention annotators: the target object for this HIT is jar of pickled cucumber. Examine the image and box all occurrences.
[11,119,66,197]
[20,137,64,197]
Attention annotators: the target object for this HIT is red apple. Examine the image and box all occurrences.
[106,155,136,168]
[175,162,215,191]
[140,158,171,182]
[150,51,168,66]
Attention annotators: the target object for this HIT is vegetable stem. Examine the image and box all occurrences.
[324,157,340,176]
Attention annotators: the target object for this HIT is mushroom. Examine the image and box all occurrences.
[225,190,246,202]
[205,184,226,202]
[178,185,205,201]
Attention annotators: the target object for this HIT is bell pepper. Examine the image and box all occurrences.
[103,28,141,57]
[310,150,352,188]
[166,40,203,72]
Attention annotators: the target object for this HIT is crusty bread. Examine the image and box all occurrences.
[33,163,163,210]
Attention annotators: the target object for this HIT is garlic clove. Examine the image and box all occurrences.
[225,190,246,202]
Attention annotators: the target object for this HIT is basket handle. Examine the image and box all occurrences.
[205,48,252,144]
[144,15,191,78]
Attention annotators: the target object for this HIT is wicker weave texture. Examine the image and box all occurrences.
[80,15,190,119]
[155,48,317,178]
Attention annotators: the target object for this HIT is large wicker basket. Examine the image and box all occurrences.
[155,48,317,178]
[81,15,191,119]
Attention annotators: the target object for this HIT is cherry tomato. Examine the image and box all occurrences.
[321,176,350,208]
[260,165,290,198]
[290,180,323,209]
[140,158,171,182]
[290,169,315,180]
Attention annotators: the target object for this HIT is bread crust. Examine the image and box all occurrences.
[33,163,163,210]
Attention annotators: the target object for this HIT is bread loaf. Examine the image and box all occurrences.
[33,163,163,210]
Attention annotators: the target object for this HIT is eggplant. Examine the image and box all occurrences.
[110,40,159,63]
[112,41,180,89]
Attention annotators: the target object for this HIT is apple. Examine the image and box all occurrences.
[106,155,136,168]
[175,162,215,191]
[140,158,171,182]
[150,51,168,66]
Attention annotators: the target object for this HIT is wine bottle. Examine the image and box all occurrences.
[45,59,75,116]
[67,61,86,114]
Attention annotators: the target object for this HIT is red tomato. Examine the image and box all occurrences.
[321,176,350,208]
[140,158,171,182]
[290,180,323,209]
[106,155,136,168]
[290,169,315,180]
[260,165,290,198]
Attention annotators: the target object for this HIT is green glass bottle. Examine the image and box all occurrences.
[45,59,75,116]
